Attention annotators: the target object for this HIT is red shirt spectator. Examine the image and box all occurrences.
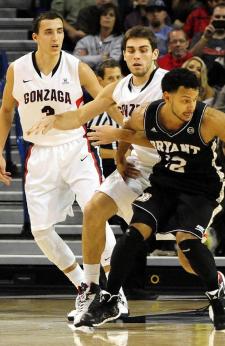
[157,29,193,70]
[158,51,193,70]
[183,6,210,39]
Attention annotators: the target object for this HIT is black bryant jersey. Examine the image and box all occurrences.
[144,99,224,200]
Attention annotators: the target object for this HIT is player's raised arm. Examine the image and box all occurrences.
[88,104,153,147]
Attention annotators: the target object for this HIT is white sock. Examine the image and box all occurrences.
[83,264,100,285]
[65,263,84,288]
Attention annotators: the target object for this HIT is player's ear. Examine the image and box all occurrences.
[163,91,170,102]
[152,49,159,61]
[32,33,38,42]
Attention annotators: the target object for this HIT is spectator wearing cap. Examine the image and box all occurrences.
[157,28,193,70]
[146,0,172,56]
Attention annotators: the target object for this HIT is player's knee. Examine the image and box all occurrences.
[83,193,115,224]
[31,227,53,240]
[177,247,196,275]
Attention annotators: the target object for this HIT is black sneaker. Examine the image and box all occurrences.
[206,283,225,331]
[75,290,121,327]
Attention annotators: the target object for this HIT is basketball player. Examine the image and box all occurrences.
[75,69,225,330]
[27,26,167,324]
[0,11,120,313]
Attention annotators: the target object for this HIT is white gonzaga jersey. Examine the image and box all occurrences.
[113,67,167,164]
[13,51,85,146]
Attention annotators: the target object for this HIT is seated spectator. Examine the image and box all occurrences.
[190,2,225,70]
[51,0,95,51]
[75,0,114,37]
[146,0,172,56]
[183,0,224,40]
[182,56,215,104]
[74,3,123,70]
[171,0,202,28]
[157,29,193,70]
[124,0,150,31]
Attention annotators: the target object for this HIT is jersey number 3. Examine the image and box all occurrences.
[41,106,55,116]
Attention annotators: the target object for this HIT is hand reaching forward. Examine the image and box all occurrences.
[0,155,12,186]
[87,125,118,145]
[26,116,56,136]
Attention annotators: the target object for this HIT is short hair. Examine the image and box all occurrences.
[161,68,200,93]
[33,11,64,34]
[96,59,121,78]
[122,25,157,51]
[168,28,188,43]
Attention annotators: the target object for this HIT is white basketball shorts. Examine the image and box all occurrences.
[97,156,153,224]
[25,137,102,231]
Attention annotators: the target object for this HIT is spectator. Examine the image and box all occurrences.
[146,0,172,56]
[157,29,193,70]
[171,0,202,27]
[74,3,123,70]
[208,57,225,111]
[183,0,224,40]
[75,0,114,38]
[51,0,95,51]
[190,2,225,70]
[182,56,215,104]
[124,0,150,31]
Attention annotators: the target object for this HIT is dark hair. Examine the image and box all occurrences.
[122,25,157,50]
[161,68,200,92]
[32,11,64,34]
[96,59,121,78]
[96,3,122,36]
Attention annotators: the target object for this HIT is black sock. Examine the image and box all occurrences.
[179,239,218,292]
[107,226,144,295]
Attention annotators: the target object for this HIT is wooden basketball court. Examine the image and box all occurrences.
[0,297,225,346]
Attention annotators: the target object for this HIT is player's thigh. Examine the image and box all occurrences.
[98,170,139,222]
[171,193,218,239]
[132,185,175,233]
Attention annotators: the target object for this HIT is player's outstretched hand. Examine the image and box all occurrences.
[87,125,117,145]
[26,116,56,136]
[0,156,12,186]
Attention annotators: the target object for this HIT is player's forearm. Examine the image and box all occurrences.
[0,109,14,154]
[54,108,92,130]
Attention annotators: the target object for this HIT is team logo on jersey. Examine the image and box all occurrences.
[136,192,151,202]
[187,127,195,134]
[62,78,69,84]
[195,225,205,233]
[151,127,158,133]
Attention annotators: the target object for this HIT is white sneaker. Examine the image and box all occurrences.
[73,282,101,326]
[118,289,129,317]
[67,282,89,322]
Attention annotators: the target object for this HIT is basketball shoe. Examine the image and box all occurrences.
[68,286,129,323]
[207,271,225,330]
[67,282,101,326]
[75,289,121,327]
